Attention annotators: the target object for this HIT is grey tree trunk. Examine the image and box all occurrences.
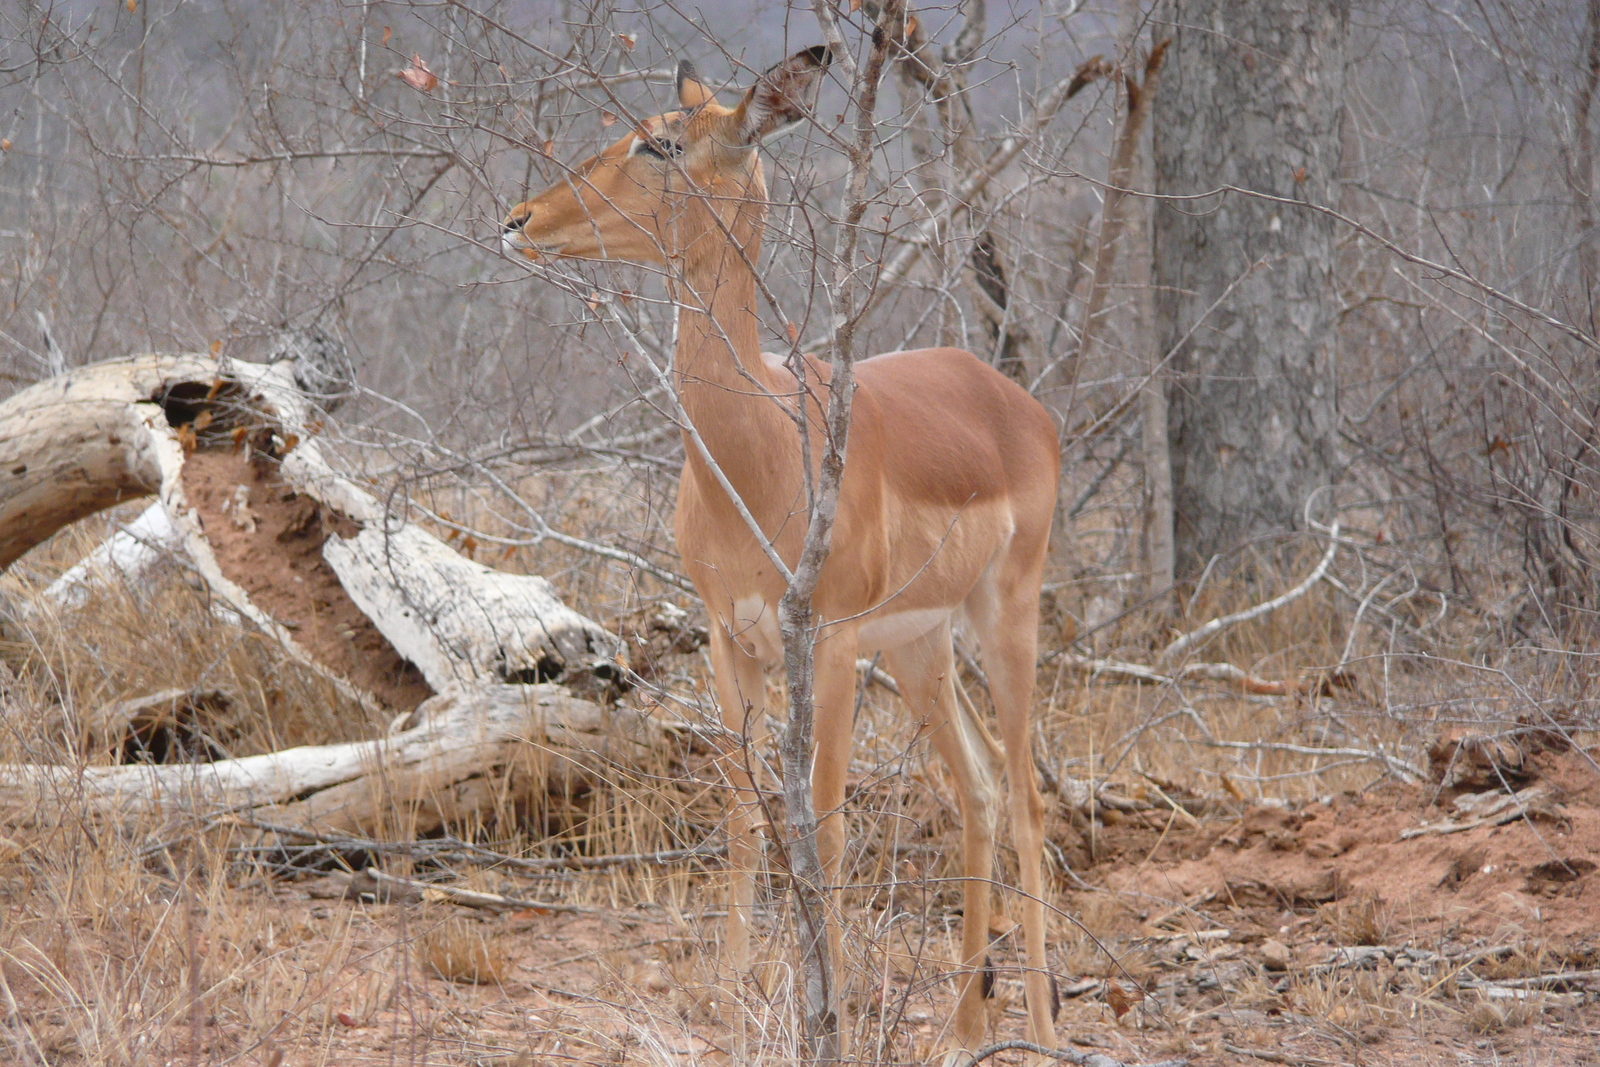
[1152,0,1347,576]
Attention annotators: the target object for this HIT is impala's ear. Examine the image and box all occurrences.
[677,59,718,110]
[733,45,830,145]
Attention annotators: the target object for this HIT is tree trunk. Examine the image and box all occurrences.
[1152,0,1347,577]
[1120,0,1175,604]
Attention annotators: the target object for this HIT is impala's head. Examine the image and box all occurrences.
[502,46,829,268]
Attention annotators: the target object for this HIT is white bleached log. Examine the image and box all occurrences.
[0,354,643,831]
[0,354,622,695]
[0,685,668,833]
[41,501,184,608]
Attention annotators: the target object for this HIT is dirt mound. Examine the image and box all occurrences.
[182,448,432,712]
[1092,744,1600,942]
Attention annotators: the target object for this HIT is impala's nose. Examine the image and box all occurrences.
[501,213,533,256]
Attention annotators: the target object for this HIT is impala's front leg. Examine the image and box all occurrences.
[810,623,862,1053]
[708,622,770,987]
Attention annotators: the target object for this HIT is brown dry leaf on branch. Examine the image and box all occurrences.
[400,53,437,92]
[1105,978,1145,1018]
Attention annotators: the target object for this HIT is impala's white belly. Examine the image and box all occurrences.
[729,596,951,666]
[858,607,950,653]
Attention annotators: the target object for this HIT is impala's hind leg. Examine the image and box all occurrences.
[883,623,1002,1058]
[966,556,1058,1059]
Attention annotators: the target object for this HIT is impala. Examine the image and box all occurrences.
[503,47,1060,1060]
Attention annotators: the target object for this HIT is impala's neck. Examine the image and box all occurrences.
[673,223,799,505]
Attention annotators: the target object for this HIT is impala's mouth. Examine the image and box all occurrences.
[500,228,560,259]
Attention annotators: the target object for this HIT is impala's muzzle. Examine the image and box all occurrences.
[501,213,556,259]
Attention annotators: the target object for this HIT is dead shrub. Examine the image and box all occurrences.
[420,915,510,985]
[1465,993,1541,1034]
[1318,892,1390,946]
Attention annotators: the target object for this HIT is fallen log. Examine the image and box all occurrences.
[0,351,651,832]
[0,683,668,835]
[2,352,622,699]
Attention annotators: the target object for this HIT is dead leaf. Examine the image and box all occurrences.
[400,53,438,92]
[336,1011,357,1028]
[280,433,300,456]
[785,321,799,343]
[905,14,918,37]
[616,33,636,51]
[205,375,225,400]
[381,26,392,45]
[586,291,603,310]
[460,535,478,559]
[541,138,555,157]
[849,0,862,11]
[126,0,137,11]
[176,424,198,455]
[618,289,634,305]
[1105,978,1144,1019]
[193,410,214,432]
[0,139,10,152]
[601,110,617,127]
[1293,166,1308,183]
[230,426,248,454]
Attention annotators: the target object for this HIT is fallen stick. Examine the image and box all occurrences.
[967,1039,1187,1067]
[1057,654,1311,696]
[241,818,726,873]
[1197,736,1425,783]
[1399,785,1554,839]
[1221,1045,1346,1067]
[1457,970,1600,990]
[1159,521,1340,666]
[359,868,602,915]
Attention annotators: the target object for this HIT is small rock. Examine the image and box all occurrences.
[1260,939,1292,972]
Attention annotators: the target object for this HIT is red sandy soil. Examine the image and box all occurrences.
[182,448,432,712]
[1095,745,1600,944]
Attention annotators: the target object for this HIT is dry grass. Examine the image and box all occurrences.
[420,914,512,985]
[0,474,1594,1065]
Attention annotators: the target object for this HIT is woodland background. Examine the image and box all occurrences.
[0,1,1596,1065]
